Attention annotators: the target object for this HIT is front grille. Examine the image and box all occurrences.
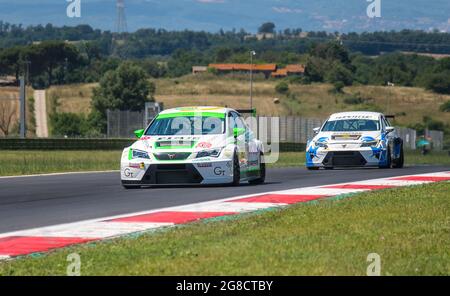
[323,151,367,167]
[153,153,191,161]
[138,164,204,185]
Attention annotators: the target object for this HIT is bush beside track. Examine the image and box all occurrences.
[0,138,306,152]
[1,182,448,276]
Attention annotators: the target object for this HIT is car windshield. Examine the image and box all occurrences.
[146,115,226,136]
[322,119,380,132]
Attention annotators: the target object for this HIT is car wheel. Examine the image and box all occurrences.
[307,167,320,171]
[122,185,141,190]
[249,153,266,185]
[232,152,241,186]
[393,146,404,169]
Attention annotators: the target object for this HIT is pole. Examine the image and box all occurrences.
[250,51,255,110]
[19,76,26,138]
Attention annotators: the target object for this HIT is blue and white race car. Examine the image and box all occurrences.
[306,112,404,170]
[121,107,266,188]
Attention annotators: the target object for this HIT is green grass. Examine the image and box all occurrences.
[1,182,449,276]
[0,150,121,176]
[404,150,450,166]
[0,150,448,177]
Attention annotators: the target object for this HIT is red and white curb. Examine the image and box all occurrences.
[0,171,449,260]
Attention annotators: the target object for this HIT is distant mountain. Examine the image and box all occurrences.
[1,0,450,33]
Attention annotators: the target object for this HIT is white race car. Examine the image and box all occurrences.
[121,107,266,188]
[306,111,404,169]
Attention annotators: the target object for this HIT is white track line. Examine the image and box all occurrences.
[175,202,283,213]
[13,222,173,239]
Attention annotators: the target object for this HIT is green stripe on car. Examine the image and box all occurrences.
[156,112,226,119]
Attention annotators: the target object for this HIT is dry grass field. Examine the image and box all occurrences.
[1,74,450,128]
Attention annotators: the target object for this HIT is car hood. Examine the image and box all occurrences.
[311,131,382,144]
[130,134,229,152]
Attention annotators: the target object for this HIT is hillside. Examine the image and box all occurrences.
[44,74,450,128]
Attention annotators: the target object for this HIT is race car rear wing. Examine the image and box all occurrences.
[385,115,396,120]
[236,109,257,116]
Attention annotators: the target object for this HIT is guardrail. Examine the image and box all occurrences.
[0,138,306,152]
[0,138,135,150]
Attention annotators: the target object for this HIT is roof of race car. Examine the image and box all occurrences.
[328,111,382,121]
[157,106,231,119]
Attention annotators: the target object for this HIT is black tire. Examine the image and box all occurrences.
[249,153,266,185]
[122,185,141,190]
[379,146,392,169]
[393,146,404,169]
[231,152,241,186]
[307,167,320,171]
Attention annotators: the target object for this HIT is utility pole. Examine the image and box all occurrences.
[250,50,256,110]
[19,76,26,138]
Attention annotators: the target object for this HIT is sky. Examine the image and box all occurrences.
[0,0,449,33]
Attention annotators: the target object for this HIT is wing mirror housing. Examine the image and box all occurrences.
[386,126,395,134]
[233,128,246,138]
[134,129,145,139]
[313,127,321,134]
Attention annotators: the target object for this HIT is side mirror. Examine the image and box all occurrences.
[233,128,246,138]
[313,127,320,134]
[134,129,145,139]
[386,127,395,134]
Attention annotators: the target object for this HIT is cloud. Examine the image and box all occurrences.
[272,6,303,14]
[196,0,225,3]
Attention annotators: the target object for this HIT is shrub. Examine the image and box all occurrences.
[439,100,450,112]
[275,81,290,94]
[50,113,89,137]
[426,72,450,94]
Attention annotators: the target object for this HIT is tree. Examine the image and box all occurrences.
[91,62,155,132]
[326,62,354,86]
[23,41,81,87]
[426,72,450,94]
[0,100,18,137]
[258,22,276,34]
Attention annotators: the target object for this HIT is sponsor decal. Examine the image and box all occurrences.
[197,142,212,149]
[197,163,213,168]
[193,158,212,162]
[129,163,141,169]
[129,163,145,169]
[214,167,226,176]
[124,168,134,178]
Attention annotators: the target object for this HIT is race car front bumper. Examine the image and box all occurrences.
[121,159,234,186]
[306,147,388,168]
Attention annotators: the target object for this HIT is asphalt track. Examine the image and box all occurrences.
[0,165,448,234]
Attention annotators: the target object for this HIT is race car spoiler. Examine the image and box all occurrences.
[385,115,396,120]
[236,109,257,116]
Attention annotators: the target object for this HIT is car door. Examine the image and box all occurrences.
[230,112,250,174]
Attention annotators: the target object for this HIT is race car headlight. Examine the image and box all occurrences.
[131,149,150,159]
[361,140,379,148]
[314,141,328,148]
[196,148,222,158]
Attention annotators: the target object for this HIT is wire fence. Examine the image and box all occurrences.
[106,110,445,150]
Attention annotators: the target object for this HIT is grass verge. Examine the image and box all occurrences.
[0,150,121,176]
[1,182,449,275]
[0,150,448,176]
